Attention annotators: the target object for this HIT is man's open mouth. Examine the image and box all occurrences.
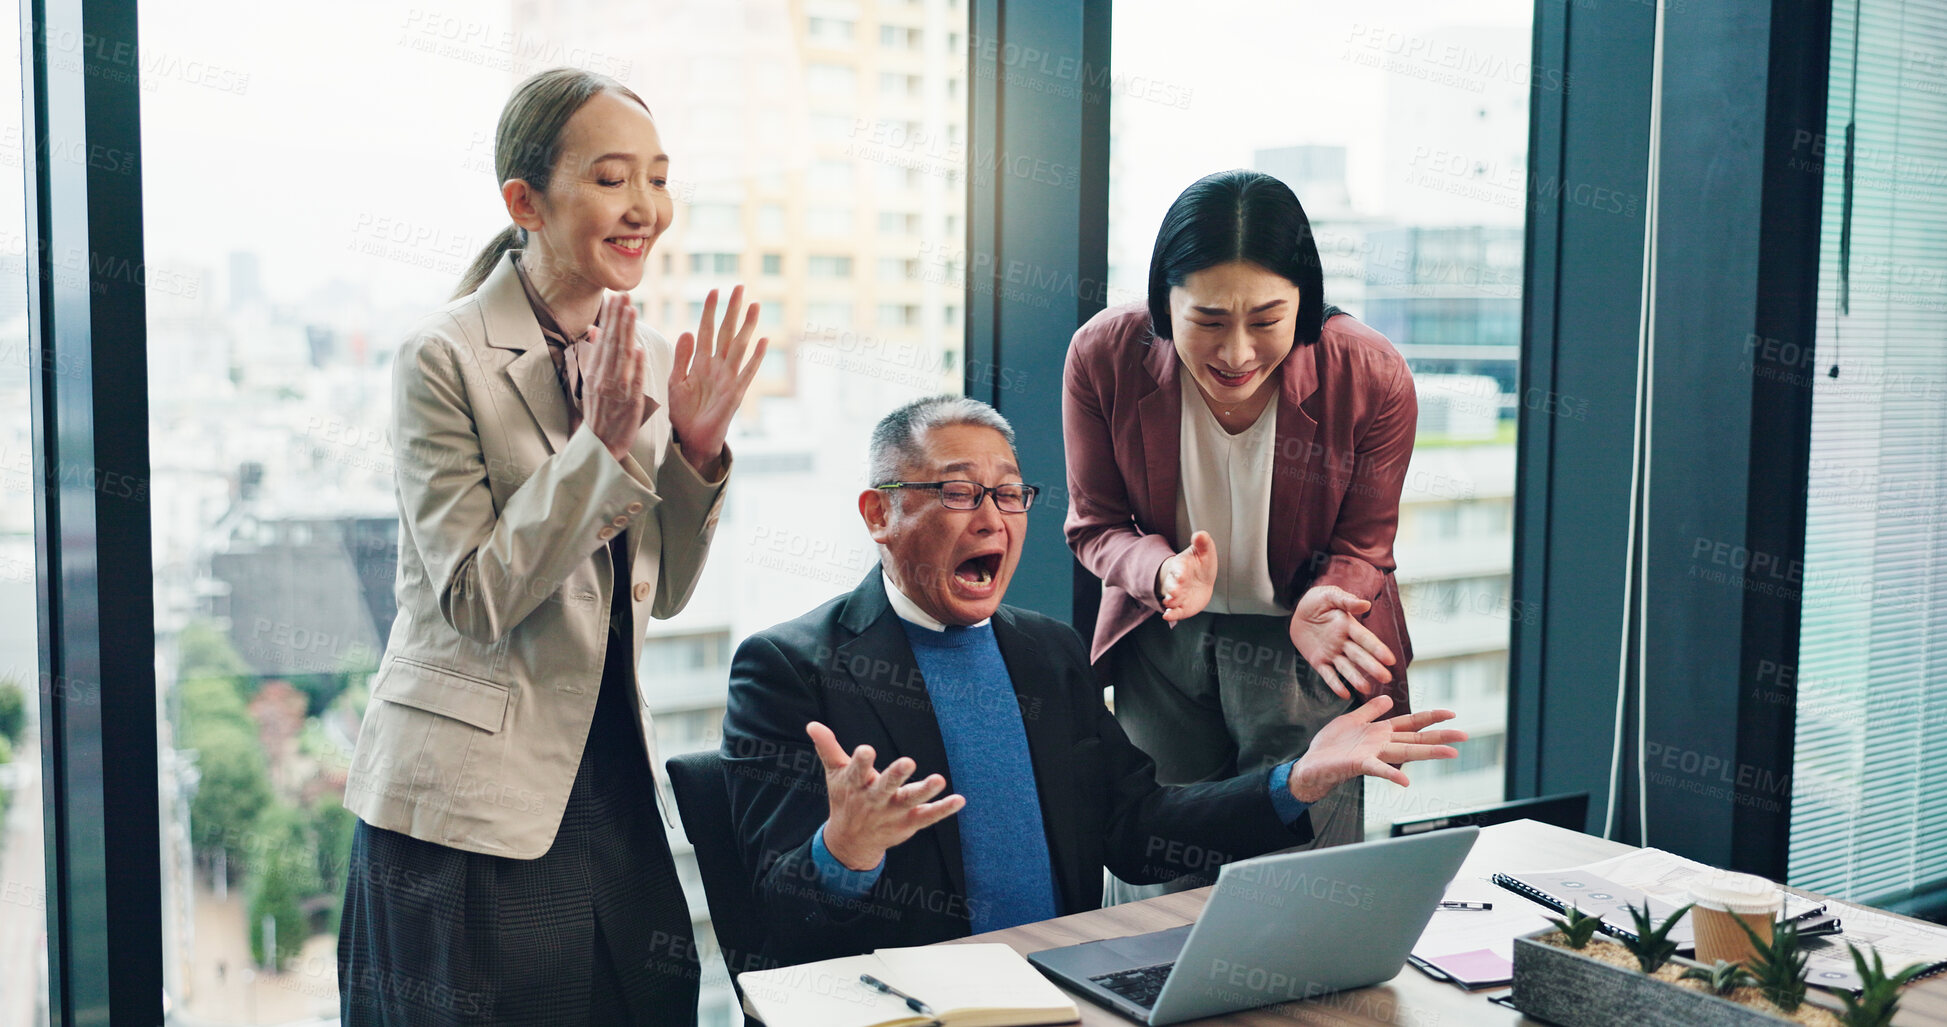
[954,552,1002,587]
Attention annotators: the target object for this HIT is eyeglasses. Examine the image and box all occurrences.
[873,480,1040,513]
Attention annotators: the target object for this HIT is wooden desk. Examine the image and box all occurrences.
[942,820,1947,1026]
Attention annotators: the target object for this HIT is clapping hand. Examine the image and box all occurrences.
[808,721,965,872]
[581,291,648,463]
[1289,584,1398,698]
[668,285,767,478]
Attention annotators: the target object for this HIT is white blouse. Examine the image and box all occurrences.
[1173,372,1290,616]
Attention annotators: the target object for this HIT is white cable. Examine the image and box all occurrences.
[1605,0,1668,843]
[1604,301,1648,840]
[1637,0,1668,850]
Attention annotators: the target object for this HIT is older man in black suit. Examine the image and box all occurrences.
[721,396,1466,969]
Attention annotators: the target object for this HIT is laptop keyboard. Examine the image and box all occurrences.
[1090,962,1175,1008]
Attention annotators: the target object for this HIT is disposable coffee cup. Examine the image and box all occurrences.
[1688,873,1783,965]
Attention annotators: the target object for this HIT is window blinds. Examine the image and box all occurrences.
[1789,0,1947,906]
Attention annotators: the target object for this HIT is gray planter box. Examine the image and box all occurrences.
[1510,928,1794,1026]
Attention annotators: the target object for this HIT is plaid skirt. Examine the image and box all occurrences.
[339,541,700,1025]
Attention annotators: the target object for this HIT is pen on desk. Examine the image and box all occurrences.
[1440,901,1494,911]
[860,973,937,1018]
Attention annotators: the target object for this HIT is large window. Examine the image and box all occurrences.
[0,7,50,1021]
[1109,0,1533,835]
[1789,0,1947,911]
[140,2,967,1023]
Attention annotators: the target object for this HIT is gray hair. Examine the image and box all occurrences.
[868,395,1016,488]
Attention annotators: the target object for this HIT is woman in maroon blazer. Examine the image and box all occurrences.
[1063,170,1417,899]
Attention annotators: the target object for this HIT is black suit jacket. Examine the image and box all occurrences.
[720,570,1313,969]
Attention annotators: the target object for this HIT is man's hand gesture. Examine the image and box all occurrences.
[1289,695,1467,803]
[808,721,965,872]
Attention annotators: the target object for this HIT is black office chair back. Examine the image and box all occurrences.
[665,749,772,1003]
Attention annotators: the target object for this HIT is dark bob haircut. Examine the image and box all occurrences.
[1146,169,1327,345]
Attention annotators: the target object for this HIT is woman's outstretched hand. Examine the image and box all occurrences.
[668,285,767,478]
[1157,530,1219,624]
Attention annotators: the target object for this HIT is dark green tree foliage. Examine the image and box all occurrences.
[313,801,357,937]
[0,676,26,742]
[179,676,272,879]
[246,805,318,970]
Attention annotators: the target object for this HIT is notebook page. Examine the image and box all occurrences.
[739,954,934,1027]
[876,943,1079,1023]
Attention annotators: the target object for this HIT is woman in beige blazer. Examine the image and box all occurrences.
[337,68,765,1025]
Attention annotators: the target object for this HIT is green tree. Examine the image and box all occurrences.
[179,674,250,728]
[246,804,316,970]
[0,734,13,823]
[177,618,253,684]
[286,671,356,718]
[0,677,26,742]
[246,862,306,971]
[187,719,272,881]
[312,801,357,936]
[176,661,274,876]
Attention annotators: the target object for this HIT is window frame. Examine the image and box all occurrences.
[23,0,166,1020]
[17,0,1850,1021]
[1510,0,1831,873]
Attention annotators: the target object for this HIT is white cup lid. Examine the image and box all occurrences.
[1687,872,1782,915]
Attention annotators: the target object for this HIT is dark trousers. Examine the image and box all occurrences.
[1103,611,1365,904]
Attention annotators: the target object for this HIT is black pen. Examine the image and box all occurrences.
[860,973,937,1018]
[1440,900,1494,911]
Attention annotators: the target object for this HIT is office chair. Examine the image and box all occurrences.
[665,749,771,1010]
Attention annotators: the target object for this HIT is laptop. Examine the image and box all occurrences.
[1027,828,1478,1025]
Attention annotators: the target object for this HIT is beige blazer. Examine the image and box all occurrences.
[342,250,728,859]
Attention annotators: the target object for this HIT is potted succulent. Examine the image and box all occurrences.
[1510,900,1878,1026]
[1681,959,1757,996]
[1833,944,1931,1027]
[1546,905,1605,949]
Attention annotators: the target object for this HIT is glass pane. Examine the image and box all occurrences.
[1789,0,1947,907]
[1109,1,1533,836]
[143,3,966,1024]
[0,0,51,1021]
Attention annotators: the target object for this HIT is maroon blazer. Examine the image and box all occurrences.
[1062,302,1417,710]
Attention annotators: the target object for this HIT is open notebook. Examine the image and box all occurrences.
[738,943,1080,1027]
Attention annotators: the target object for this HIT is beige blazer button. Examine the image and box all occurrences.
[633,581,651,602]
[612,514,630,527]
[626,501,644,514]
[597,526,617,540]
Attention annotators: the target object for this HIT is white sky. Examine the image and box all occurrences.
[129,0,1533,311]
[1107,0,1535,285]
[138,0,523,309]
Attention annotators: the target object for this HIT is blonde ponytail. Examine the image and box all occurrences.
[452,224,526,300]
